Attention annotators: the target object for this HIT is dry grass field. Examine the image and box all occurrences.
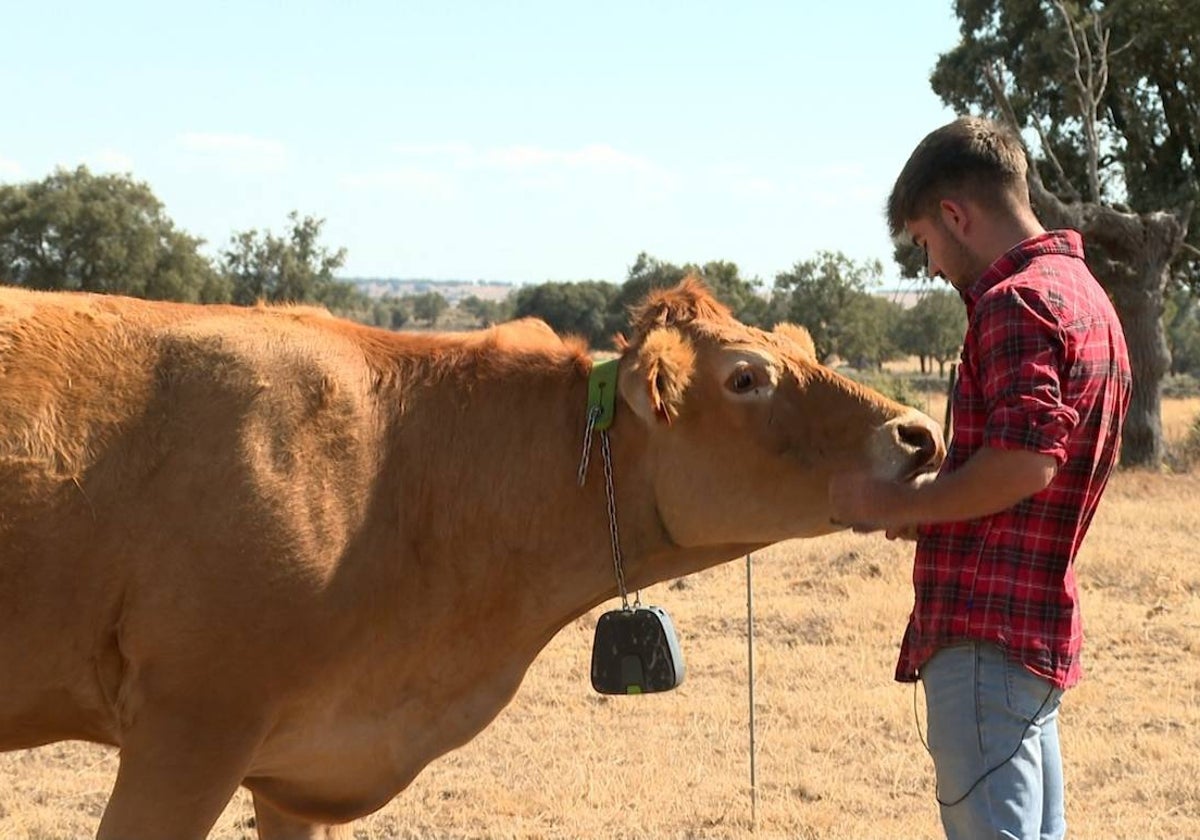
[2,402,1198,839]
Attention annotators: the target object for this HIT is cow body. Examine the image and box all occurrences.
[0,281,941,838]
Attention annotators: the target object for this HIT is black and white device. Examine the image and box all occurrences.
[581,360,686,696]
[590,605,685,695]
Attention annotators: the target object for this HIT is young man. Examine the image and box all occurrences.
[829,116,1131,839]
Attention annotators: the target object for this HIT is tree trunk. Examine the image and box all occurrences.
[982,67,1194,467]
[1106,274,1169,467]
[1029,178,1185,468]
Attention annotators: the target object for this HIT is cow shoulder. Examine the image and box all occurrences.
[157,308,364,405]
[154,309,380,479]
[0,288,158,480]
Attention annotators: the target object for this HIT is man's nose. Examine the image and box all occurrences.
[926,257,944,280]
[922,245,944,280]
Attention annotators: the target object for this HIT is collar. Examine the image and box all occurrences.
[961,229,1086,308]
[586,358,620,431]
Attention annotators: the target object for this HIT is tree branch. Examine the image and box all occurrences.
[982,62,1075,213]
[982,62,1079,201]
[1052,0,1108,202]
[980,56,1173,270]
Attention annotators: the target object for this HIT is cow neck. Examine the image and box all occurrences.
[577,358,634,610]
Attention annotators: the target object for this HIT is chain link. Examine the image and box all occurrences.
[578,405,633,610]
[577,405,599,487]
[599,428,631,610]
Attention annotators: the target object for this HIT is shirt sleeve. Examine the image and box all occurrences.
[973,286,1078,466]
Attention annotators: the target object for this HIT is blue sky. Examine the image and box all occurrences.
[2,1,960,286]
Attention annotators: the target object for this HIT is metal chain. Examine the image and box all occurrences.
[599,429,633,610]
[578,405,633,610]
[577,405,599,487]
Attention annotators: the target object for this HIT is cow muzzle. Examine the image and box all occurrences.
[871,409,945,482]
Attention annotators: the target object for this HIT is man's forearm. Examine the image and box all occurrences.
[829,446,1058,530]
[903,447,1058,525]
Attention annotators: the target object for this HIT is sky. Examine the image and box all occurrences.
[1,1,961,287]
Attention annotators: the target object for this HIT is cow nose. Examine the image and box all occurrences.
[894,411,945,474]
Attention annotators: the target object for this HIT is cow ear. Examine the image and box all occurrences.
[619,328,696,425]
[773,322,816,360]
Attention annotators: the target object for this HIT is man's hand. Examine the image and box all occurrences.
[829,447,1058,536]
[885,524,919,541]
[828,472,913,532]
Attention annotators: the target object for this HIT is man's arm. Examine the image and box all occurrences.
[828,446,1058,532]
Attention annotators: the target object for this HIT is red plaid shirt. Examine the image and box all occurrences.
[897,230,1131,689]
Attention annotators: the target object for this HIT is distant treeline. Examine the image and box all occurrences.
[3,166,1199,384]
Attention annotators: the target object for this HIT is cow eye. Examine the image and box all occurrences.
[729,368,757,393]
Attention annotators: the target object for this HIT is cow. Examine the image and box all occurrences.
[0,278,943,839]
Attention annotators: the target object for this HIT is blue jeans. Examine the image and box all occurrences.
[920,642,1066,840]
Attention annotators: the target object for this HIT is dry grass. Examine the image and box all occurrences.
[3,407,1199,839]
[1164,397,1200,442]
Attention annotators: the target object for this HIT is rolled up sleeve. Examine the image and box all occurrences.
[976,288,1078,466]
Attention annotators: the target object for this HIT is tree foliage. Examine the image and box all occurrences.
[893,289,967,376]
[512,280,621,347]
[1167,287,1200,377]
[926,0,1200,466]
[609,251,690,317]
[458,294,514,326]
[770,251,892,364]
[615,252,769,327]
[840,293,903,370]
[410,291,449,326]
[932,0,1199,246]
[0,166,224,301]
[510,254,769,349]
[221,212,348,306]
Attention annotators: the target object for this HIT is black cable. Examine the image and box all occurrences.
[913,678,1056,808]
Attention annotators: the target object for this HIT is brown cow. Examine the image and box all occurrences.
[0,278,942,839]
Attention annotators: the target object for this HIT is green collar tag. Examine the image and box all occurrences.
[587,359,620,431]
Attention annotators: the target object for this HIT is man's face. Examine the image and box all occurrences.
[905,211,987,292]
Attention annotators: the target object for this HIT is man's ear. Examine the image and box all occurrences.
[618,328,695,425]
[938,198,970,237]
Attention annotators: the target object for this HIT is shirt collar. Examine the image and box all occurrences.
[961,230,1086,308]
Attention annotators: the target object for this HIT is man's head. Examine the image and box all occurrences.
[887,116,1041,290]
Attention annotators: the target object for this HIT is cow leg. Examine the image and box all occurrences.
[96,704,261,840]
[252,794,354,840]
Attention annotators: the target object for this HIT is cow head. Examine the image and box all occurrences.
[615,277,943,545]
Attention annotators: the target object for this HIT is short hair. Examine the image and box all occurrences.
[886,116,1030,238]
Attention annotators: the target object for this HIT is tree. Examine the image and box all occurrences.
[458,294,514,326]
[387,300,411,330]
[613,252,769,328]
[346,296,410,331]
[0,166,223,301]
[1166,287,1200,377]
[894,290,967,375]
[929,0,1200,466]
[222,211,347,306]
[513,280,621,347]
[689,259,770,326]
[770,251,885,363]
[410,291,449,326]
[840,293,904,370]
[612,251,688,317]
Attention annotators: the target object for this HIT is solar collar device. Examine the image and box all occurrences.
[590,604,685,695]
[579,359,686,696]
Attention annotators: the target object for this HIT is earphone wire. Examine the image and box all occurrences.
[913,678,1056,808]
